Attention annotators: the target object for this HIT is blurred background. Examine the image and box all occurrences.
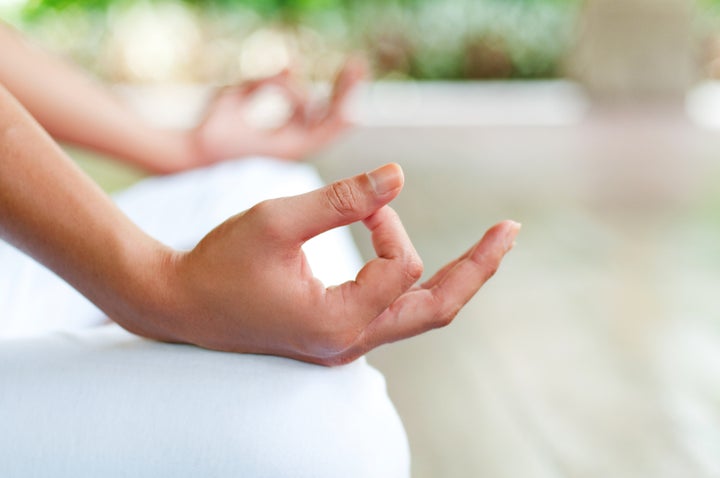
[1,0,580,83]
[4,0,720,476]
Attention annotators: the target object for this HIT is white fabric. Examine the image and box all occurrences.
[0,325,409,477]
[0,158,410,477]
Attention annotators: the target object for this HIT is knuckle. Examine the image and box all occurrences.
[430,295,460,329]
[433,309,457,329]
[404,256,424,283]
[326,180,359,217]
[247,200,285,241]
[473,252,500,281]
[485,263,500,280]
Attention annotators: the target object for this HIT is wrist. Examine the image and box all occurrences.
[138,127,199,175]
[98,230,186,342]
[189,118,255,167]
[104,123,200,175]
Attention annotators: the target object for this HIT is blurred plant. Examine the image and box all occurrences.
[1,0,582,82]
[697,0,720,79]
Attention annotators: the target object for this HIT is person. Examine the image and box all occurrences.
[0,20,520,477]
[0,22,520,366]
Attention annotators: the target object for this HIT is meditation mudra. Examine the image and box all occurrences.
[0,22,519,476]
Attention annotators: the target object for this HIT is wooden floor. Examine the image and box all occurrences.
[313,100,720,477]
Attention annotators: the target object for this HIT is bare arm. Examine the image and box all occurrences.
[0,80,520,365]
[0,22,364,173]
[0,23,192,173]
[0,84,170,319]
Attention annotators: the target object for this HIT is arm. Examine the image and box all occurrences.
[0,84,172,319]
[0,22,363,173]
[0,82,520,366]
[0,23,192,173]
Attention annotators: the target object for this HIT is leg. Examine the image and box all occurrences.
[0,324,410,477]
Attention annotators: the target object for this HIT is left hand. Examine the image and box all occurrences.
[117,164,520,366]
[189,58,367,166]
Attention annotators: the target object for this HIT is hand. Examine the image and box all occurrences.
[188,58,367,167]
[131,163,520,366]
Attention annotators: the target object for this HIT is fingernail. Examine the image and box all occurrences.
[504,221,522,251]
[367,163,403,195]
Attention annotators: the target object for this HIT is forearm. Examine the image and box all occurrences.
[0,23,194,173]
[0,84,172,330]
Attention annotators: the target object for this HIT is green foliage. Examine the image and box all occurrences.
[22,0,120,18]
[16,0,582,80]
[21,0,580,22]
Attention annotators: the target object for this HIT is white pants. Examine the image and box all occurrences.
[0,158,410,477]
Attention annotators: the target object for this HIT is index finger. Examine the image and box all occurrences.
[343,220,521,357]
[324,206,423,327]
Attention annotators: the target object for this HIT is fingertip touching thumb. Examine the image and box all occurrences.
[321,162,404,224]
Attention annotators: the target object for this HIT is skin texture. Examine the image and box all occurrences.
[0,23,521,365]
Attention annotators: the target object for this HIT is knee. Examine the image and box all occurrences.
[0,325,409,477]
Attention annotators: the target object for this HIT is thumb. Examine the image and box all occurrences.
[270,163,404,244]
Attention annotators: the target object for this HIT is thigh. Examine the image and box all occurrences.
[0,325,409,478]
